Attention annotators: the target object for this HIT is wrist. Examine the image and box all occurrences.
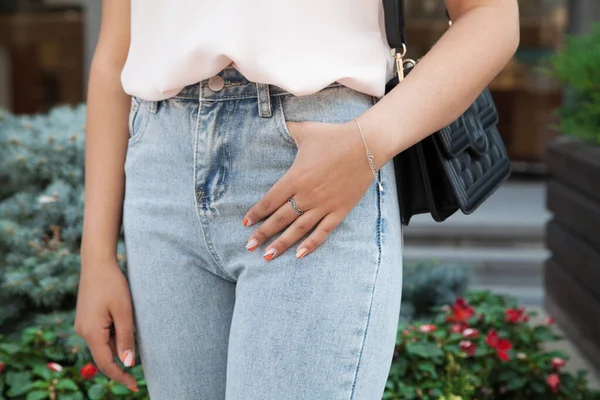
[350,115,397,170]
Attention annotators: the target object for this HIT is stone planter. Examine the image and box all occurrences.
[544,136,600,370]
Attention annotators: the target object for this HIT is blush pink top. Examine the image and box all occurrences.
[121,0,394,101]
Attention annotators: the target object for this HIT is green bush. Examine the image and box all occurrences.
[550,23,600,145]
[385,291,600,400]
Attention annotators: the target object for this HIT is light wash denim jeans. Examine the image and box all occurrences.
[123,67,403,400]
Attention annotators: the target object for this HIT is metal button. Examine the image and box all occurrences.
[208,75,225,91]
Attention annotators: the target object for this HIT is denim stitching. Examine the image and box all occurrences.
[275,96,297,146]
[349,95,383,398]
[192,99,236,282]
[204,99,236,203]
[349,174,383,399]
[128,98,151,146]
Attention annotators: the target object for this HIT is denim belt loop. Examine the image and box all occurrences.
[256,83,272,118]
[148,100,158,114]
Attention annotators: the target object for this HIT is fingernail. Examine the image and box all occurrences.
[242,217,253,227]
[121,350,135,367]
[296,248,308,259]
[246,238,259,251]
[128,385,139,393]
[263,248,277,261]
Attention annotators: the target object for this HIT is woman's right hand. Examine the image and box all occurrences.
[74,259,139,392]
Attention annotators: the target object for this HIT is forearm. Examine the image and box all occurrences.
[360,1,520,165]
[80,59,130,266]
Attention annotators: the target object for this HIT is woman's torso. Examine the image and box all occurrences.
[121,0,394,101]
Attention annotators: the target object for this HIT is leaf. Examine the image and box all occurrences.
[110,383,130,395]
[58,393,84,400]
[26,390,49,400]
[5,371,32,388]
[6,381,33,397]
[0,343,21,355]
[41,332,57,344]
[505,377,528,391]
[406,342,444,359]
[533,326,557,342]
[530,380,548,394]
[32,365,52,381]
[56,379,79,391]
[43,347,66,361]
[32,380,49,389]
[87,383,106,400]
[417,361,438,378]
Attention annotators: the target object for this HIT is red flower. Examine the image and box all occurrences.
[460,340,476,357]
[551,357,566,370]
[47,362,63,372]
[451,298,475,323]
[486,330,512,362]
[450,322,468,334]
[0,362,4,373]
[547,373,560,393]
[505,308,526,323]
[419,324,436,333]
[80,363,98,380]
[546,317,555,326]
[462,328,479,338]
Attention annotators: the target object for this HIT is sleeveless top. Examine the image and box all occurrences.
[121,0,394,101]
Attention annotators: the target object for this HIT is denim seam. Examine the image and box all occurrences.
[197,100,235,203]
[128,97,151,146]
[192,100,236,282]
[173,83,345,101]
[349,166,383,399]
[275,96,297,147]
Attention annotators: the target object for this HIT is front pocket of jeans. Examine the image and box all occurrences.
[274,96,298,147]
[128,96,149,145]
[274,85,376,149]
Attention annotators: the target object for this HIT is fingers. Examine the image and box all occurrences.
[258,209,324,261]
[245,199,302,252]
[112,303,137,368]
[242,173,295,228]
[294,213,342,259]
[86,327,138,391]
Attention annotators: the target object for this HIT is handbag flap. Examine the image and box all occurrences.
[438,89,499,158]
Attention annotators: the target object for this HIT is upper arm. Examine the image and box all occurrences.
[92,0,131,72]
[444,0,519,21]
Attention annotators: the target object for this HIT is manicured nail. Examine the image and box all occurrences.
[242,217,253,227]
[121,350,134,367]
[263,248,277,261]
[246,238,259,251]
[296,248,308,259]
[128,385,139,393]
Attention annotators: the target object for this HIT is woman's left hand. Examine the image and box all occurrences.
[242,120,382,261]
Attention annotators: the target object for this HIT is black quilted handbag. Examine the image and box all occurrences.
[383,0,511,225]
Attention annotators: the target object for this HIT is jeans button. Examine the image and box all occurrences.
[208,75,225,91]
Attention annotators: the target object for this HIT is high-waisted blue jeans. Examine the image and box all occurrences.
[123,67,403,399]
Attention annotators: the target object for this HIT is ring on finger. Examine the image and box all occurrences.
[287,197,304,216]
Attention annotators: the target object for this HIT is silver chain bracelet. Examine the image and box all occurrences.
[353,118,383,191]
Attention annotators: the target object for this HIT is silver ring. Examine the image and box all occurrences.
[288,197,304,216]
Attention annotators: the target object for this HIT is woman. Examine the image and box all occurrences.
[75,0,519,398]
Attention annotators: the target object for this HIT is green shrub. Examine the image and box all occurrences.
[549,23,600,145]
[385,291,600,400]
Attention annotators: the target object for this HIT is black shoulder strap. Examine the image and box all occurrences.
[382,1,452,51]
[382,0,406,50]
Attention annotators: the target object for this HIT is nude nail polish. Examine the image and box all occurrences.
[296,248,308,259]
[246,238,259,251]
[264,248,277,261]
[121,350,134,367]
[242,217,253,227]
